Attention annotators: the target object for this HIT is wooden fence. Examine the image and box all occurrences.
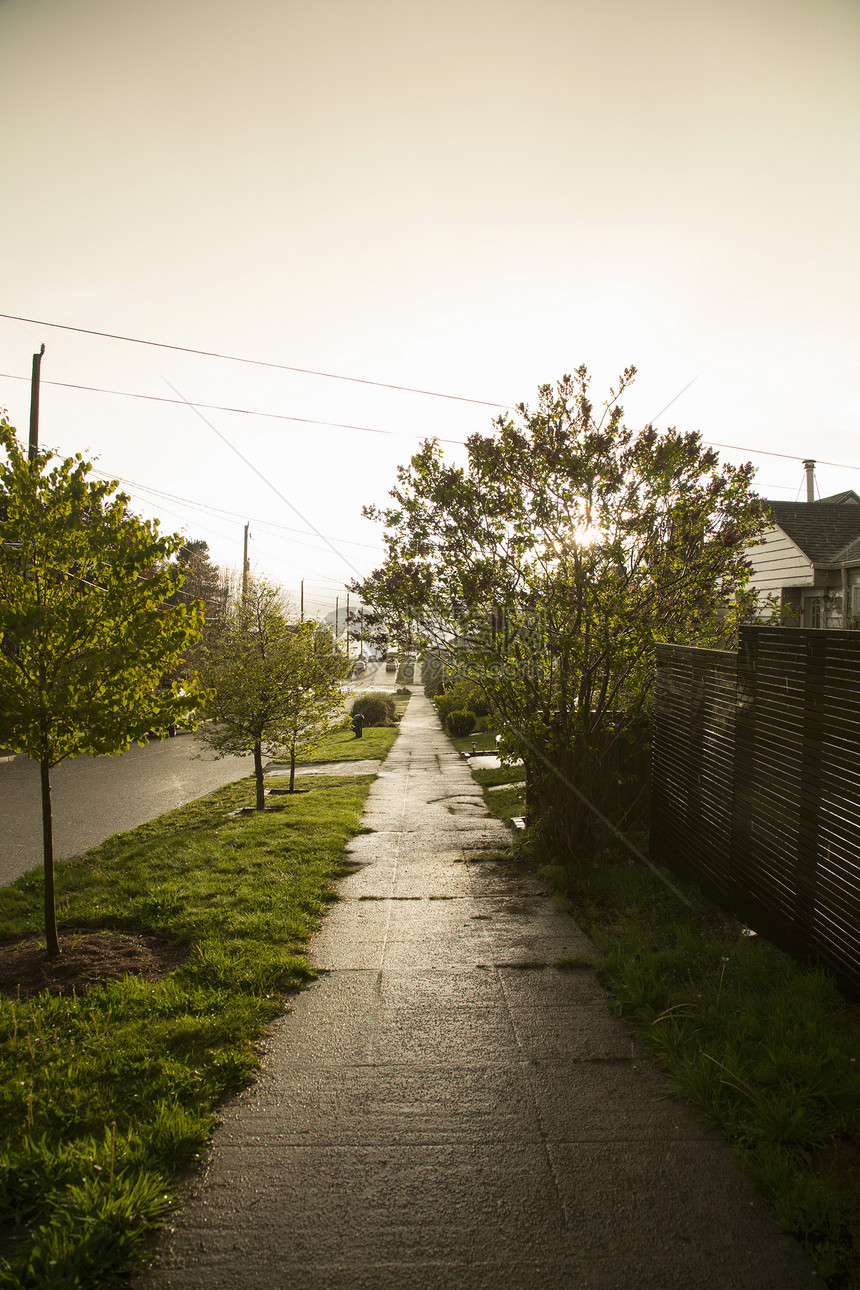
[651,627,860,995]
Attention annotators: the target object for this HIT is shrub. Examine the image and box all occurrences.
[351,692,396,726]
[446,709,477,737]
[424,674,445,699]
[436,679,490,722]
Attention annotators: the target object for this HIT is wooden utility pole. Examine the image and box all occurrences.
[345,592,350,658]
[28,344,46,468]
[334,596,339,653]
[242,523,250,599]
[300,580,304,621]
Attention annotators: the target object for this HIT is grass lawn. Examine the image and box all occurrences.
[0,759,386,1288]
[469,765,525,832]
[446,724,526,831]
[448,729,502,756]
[281,723,400,765]
[270,691,411,768]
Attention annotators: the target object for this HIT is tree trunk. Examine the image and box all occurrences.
[253,739,265,810]
[39,752,61,959]
[289,743,296,794]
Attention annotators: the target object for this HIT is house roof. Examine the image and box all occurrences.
[817,490,860,505]
[831,533,860,565]
[765,499,860,565]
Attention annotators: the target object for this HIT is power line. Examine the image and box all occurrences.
[648,373,700,422]
[91,470,384,551]
[119,481,354,586]
[163,379,366,583]
[0,312,510,409]
[0,371,470,446]
[700,439,860,474]
[2,366,856,475]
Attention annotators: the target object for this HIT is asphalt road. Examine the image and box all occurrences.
[0,658,413,889]
[345,657,402,693]
[0,735,253,888]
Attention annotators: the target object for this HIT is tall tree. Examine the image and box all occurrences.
[357,368,766,856]
[164,539,228,688]
[197,580,347,808]
[167,539,227,626]
[0,419,206,957]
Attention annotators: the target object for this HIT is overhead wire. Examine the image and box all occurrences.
[117,483,355,587]
[0,311,511,409]
[90,471,384,551]
[3,317,858,593]
[1,368,856,475]
[162,378,366,583]
[0,371,471,446]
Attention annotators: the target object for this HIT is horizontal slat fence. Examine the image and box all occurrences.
[651,644,737,899]
[652,628,860,996]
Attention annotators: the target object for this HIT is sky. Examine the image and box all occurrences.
[2,0,859,618]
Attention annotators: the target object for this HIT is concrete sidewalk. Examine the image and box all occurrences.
[144,695,816,1289]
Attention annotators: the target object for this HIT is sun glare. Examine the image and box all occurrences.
[571,524,603,548]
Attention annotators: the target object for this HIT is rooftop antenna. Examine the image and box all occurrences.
[802,459,816,503]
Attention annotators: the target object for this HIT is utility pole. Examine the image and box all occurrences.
[242,523,250,599]
[28,344,46,468]
[345,591,350,658]
[300,580,304,621]
[334,596,339,653]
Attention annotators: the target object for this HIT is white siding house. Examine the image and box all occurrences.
[747,491,860,628]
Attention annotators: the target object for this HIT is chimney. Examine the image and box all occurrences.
[802,459,816,503]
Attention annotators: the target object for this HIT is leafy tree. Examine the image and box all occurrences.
[356,367,766,857]
[279,620,350,792]
[0,419,206,957]
[197,580,347,806]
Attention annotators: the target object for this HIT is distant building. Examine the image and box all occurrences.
[748,461,860,627]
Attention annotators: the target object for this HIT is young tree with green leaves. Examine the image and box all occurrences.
[357,367,766,857]
[0,418,206,957]
[280,620,350,792]
[197,580,348,808]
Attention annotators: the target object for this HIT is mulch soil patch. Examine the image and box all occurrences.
[0,929,188,1000]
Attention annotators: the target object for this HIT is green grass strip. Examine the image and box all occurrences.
[539,847,860,1290]
[0,761,386,1288]
[276,723,399,765]
[468,758,526,832]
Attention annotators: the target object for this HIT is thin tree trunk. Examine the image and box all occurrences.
[289,743,296,794]
[39,751,60,959]
[254,739,265,810]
